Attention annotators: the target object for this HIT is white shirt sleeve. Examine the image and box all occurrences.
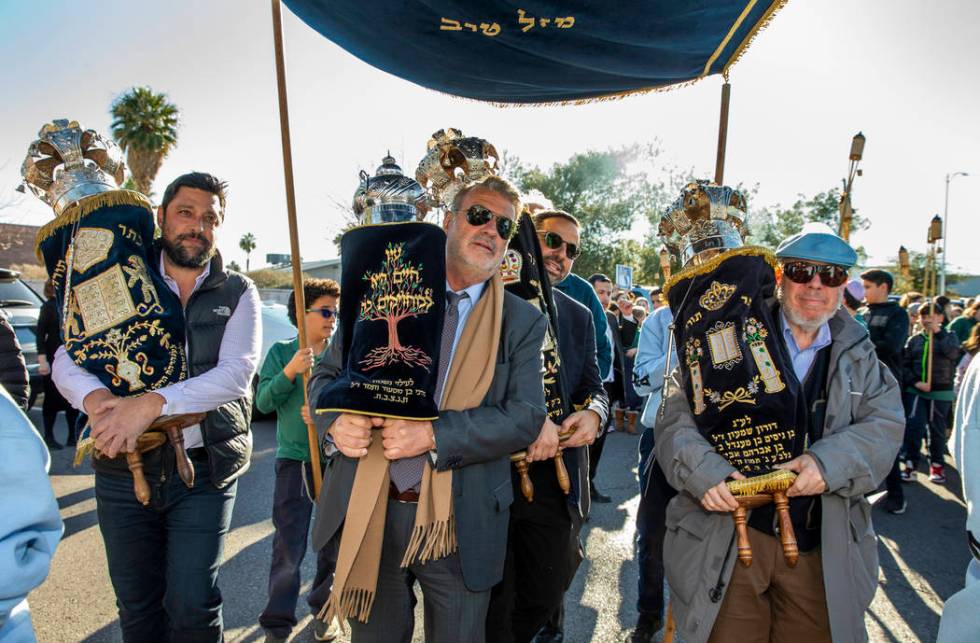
[51,345,108,412]
[154,284,263,415]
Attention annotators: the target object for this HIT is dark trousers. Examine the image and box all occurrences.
[350,499,490,643]
[95,456,236,643]
[260,458,337,638]
[904,394,952,466]
[636,426,674,622]
[487,484,572,643]
[41,374,78,443]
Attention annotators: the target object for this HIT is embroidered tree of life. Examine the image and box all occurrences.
[358,242,435,371]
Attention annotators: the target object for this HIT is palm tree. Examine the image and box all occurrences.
[239,233,257,272]
[110,86,179,196]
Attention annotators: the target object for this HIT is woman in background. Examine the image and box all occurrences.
[35,279,78,450]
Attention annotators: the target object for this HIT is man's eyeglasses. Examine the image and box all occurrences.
[463,204,516,240]
[781,261,849,287]
[540,231,580,260]
[306,307,337,319]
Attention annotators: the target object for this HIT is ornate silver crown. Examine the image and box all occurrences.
[658,180,748,267]
[416,128,499,210]
[353,153,426,225]
[21,119,126,216]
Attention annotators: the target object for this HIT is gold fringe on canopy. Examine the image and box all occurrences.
[662,246,778,297]
[723,0,790,77]
[34,190,154,261]
[727,469,796,496]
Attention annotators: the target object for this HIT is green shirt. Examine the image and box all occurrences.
[948,315,977,344]
[255,337,321,461]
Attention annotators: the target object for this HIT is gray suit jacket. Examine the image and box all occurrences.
[309,289,548,592]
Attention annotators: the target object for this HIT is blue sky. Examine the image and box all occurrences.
[1,0,978,273]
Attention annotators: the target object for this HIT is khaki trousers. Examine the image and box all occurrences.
[708,527,831,643]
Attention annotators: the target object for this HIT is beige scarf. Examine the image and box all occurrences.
[321,274,504,624]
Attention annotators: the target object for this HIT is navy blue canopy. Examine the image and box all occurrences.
[282,0,786,104]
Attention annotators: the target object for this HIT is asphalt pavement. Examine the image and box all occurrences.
[27,411,969,643]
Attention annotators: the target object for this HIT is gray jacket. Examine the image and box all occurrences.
[309,289,548,591]
[655,309,904,643]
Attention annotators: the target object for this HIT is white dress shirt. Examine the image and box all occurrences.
[52,253,261,448]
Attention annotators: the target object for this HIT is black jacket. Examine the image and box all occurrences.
[863,301,908,380]
[36,297,63,362]
[902,329,963,392]
[554,290,609,520]
[0,316,29,411]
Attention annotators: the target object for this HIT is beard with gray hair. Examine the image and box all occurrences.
[776,283,843,332]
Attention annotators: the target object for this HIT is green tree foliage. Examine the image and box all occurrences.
[110,86,179,195]
[239,232,257,271]
[506,144,680,283]
[748,190,869,260]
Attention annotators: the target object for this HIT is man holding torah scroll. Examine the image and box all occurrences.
[655,182,903,643]
[309,156,547,641]
[486,208,608,643]
[48,165,260,641]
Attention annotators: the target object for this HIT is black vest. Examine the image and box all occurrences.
[185,252,254,488]
[748,317,832,552]
[93,251,254,488]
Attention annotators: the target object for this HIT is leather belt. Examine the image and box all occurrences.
[388,481,420,503]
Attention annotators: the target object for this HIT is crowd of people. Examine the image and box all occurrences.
[1,170,978,643]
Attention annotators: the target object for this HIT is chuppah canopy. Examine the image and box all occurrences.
[281,0,786,104]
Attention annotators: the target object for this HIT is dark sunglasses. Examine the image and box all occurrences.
[781,261,848,287]
[540,231,581,260]
[463,204,516,240]
[306,307,337,319]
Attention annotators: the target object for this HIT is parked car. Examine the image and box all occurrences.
[252,302,301,419]
[0,268,43,409]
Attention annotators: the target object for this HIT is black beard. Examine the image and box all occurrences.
[161,233,214,268]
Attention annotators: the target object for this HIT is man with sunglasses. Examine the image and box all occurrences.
[487,209,607,642]
[308,175,548,642]
[656,224,903,642]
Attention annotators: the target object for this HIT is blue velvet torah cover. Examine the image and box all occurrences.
[37,198,187,397]
[282,0,787,104]
[665,250,806,475]
[317,222,446,420]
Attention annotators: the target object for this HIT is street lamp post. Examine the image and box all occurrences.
[939,171,969,295]
[838,132,865,242]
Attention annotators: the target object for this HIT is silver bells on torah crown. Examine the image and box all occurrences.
[416,128,499,210]
[353,153,427,225]
[21,119,126,217]
[659,180,748,268]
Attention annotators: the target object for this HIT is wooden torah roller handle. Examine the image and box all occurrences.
[732,494,771,567]
[554,449,571,495]
[773,490,799,568]
[126,432,168,506]
[148,413,207,489]
[509,454,534,502]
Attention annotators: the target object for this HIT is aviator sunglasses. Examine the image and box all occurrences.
[781,261,849,287]
[540,231,581,260]
[306,307,337,319]
[463,204,517,240]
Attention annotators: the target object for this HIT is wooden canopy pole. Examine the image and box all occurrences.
[271,0,322,498]
[714,79,732,185]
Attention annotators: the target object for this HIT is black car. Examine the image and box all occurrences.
[0,267,44,409]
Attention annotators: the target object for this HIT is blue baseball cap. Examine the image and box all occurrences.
[775,222,857,268]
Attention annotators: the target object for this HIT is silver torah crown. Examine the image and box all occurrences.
[21,119,126,216]
[659,180,748,267]
[416,128,499,210]
[353,154,427,225]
